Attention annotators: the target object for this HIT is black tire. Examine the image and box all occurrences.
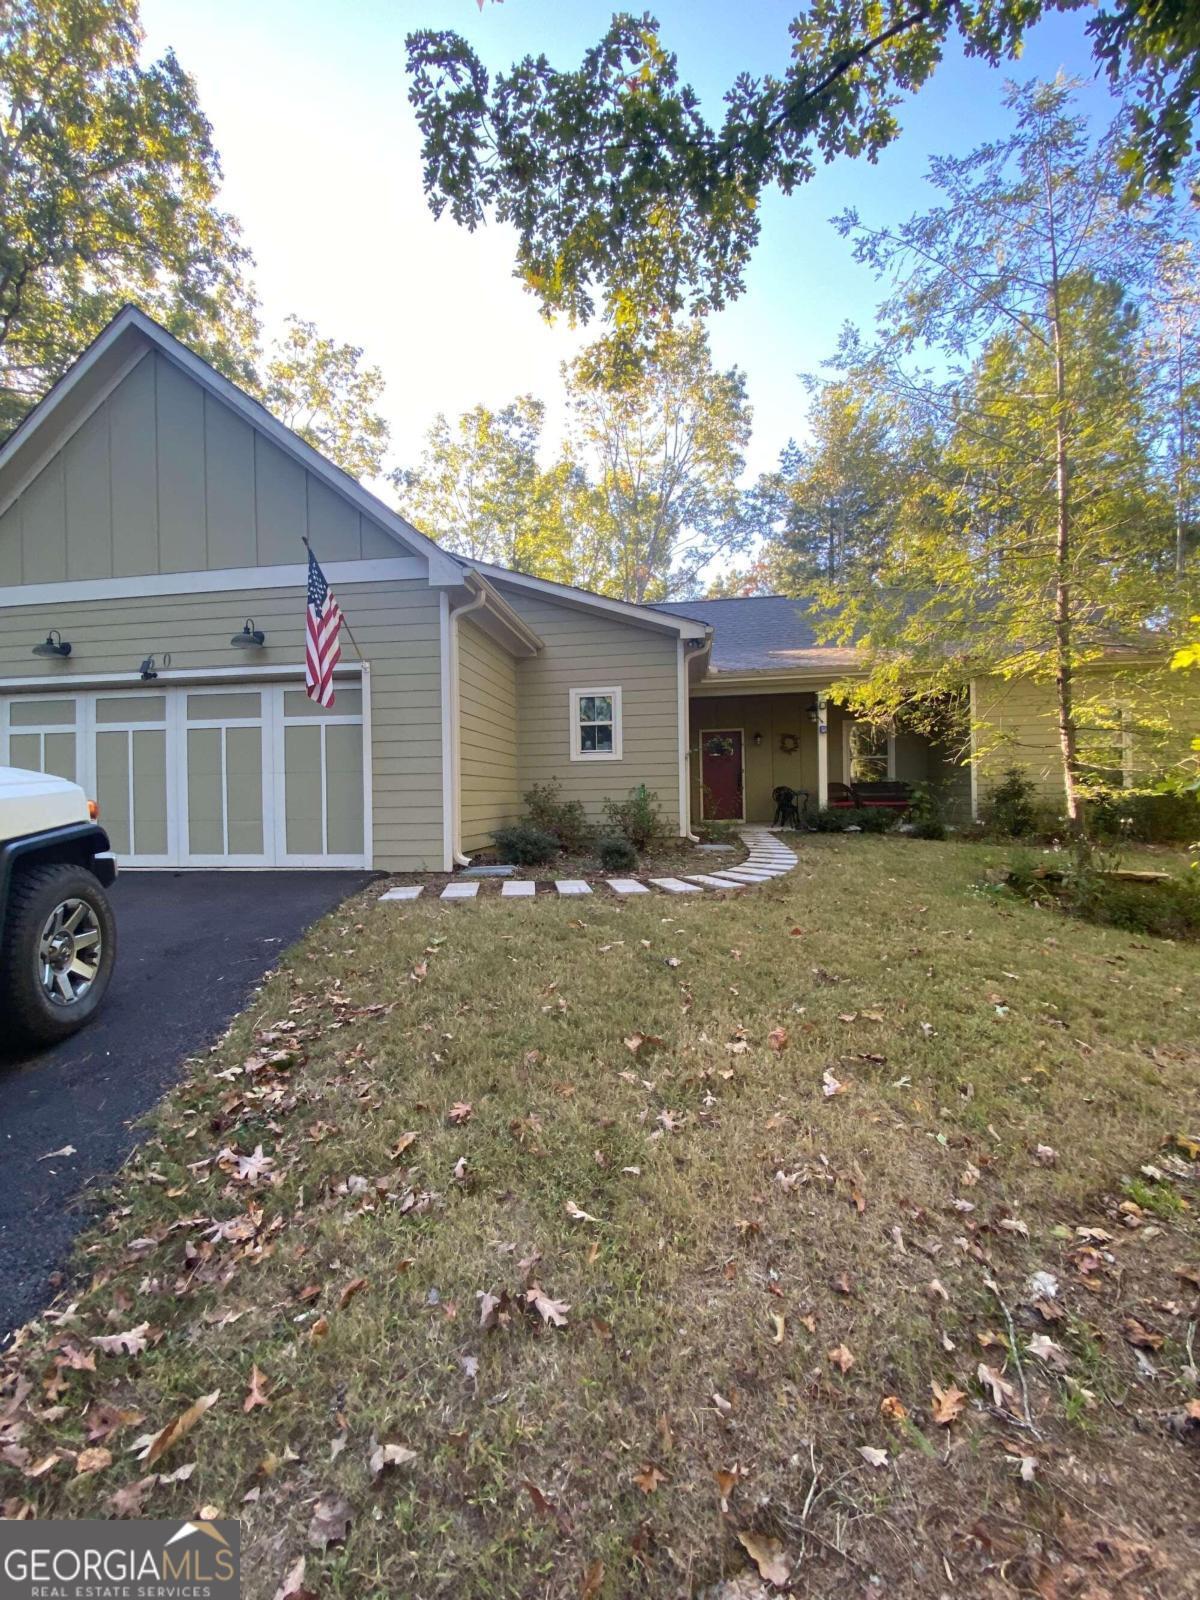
[1,863,117,1047]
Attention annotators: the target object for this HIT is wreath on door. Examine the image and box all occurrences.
[704,734,736,759]
[778,732,800,755]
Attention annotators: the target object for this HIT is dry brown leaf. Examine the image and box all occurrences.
[107,1475,157,1518]
[369,1437,417,1480]
[827,1344,855,1374]
[880,1395,908,1423]
[338,1276,369,1310]
[858,1446,888,1468]
[89,1323,151,1357]
[75,1446,112,1476]
[977,1362,1019,1413]
[243,1366,271,1413]
[526,1284,570,1328]
[736,1530,791,1586]
[309,1317,329,1342]
[581,1560,605,1600]
[930,1380,967,1425]
[766,1027,789,1053]
[272,1555,317,1600]
[1122,1316,1165,1351]
[632,1462,667,1495]
[448,1102,473,1124]
[307,1492,353,1550]
[390,1132,418,1159]
[142,1390,219,1466]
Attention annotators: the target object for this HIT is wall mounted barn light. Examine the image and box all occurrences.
[230,619,266,648]
[139,652,170,680]
[32,629,72,658]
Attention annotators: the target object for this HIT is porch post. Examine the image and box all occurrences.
[816,692,829,812]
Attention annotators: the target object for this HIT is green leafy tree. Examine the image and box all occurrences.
[757,378,911,589]
[1145,239,1200,575]
[263,317,390,480]
[406,2,1200,330]
[563,320,753,601]
[822,81,1194,829]
[395,396,576,576]
[0,0,258,434]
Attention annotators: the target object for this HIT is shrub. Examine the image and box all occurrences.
[1086,788,1200,845]
[523,781,593,852]
[983,767,1038,837]
[602,785,664,850]
[911,817,947,840]
[813,807,894,834]
[491,823,559,866]
[597,833,639,872]
[1001,849,1200,940]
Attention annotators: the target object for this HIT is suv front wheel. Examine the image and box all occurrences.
[1,864,117,1046]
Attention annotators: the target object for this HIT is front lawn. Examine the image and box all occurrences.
[3,838,1199,1598]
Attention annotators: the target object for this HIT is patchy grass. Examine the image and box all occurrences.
[3,837,1200,1599]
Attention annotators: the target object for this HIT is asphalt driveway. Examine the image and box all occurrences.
[0,869,374,1345]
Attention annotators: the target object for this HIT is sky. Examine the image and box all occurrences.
[139,0,1126,485]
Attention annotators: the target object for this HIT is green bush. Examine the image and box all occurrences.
[492,823,559,866]
[983,767,1038,837]
[1086,788,1200,844]
[1002,850,1200,940]
[523,780,593,852]
[911,817,947,840]
[602,784,664,850]
[813,807,895,834]
[597,833,639,872]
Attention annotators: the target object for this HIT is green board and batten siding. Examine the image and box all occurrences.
[0,351,398,584]
[498,588,682,831]
[457,617,520,854]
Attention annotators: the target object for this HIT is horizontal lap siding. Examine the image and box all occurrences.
[457,617,519,853]
[0,579,445,871]
[974,669,1198,806]
[499,591,681,830]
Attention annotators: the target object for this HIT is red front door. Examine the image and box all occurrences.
[701,730,744,820]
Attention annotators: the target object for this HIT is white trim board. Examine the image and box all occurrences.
[0,556,426,611]
[0,663,360,691]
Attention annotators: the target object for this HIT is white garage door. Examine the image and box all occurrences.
[1,681,367,868]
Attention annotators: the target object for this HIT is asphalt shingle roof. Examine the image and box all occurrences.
[653,594,859,675]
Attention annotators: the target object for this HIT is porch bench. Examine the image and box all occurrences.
[826,781,912,811]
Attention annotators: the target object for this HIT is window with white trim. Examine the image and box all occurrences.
[844,720,895,783]
[569,687,622,761]
[1076,709,1132,789]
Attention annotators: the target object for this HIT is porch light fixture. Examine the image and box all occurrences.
[32,629,72,658]
[752,731,763,747]
[806,704,820,724]
[139,652,170,681]
[230,618,266,648]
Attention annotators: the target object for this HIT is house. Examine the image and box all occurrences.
[0,308,1191,870]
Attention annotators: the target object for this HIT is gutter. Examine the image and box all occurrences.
[447,578,490,868]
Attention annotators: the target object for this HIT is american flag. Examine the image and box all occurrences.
[305,547,342,707]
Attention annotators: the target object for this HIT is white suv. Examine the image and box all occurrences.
[0,766,117,1046]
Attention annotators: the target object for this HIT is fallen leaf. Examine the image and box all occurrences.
[565,1201,601,1223]
[309,1317,329,1342]
[766,1027,789,1052]
[526,1285,570,1328]
[1122,1316,1165,1351]
[243,1366,271,1413]
[369,1437,417,1480]
[141,1391,219,1466]
[89,1323,151,1357]
[390,1132,418,1159]
[821,1070,845,1097]
[272,1555,316,1600]
[448,1102,473,1124]
[1027,1335,1069,1370]
[857,1446,888,1469]
[37,1145,77,1162]
[107,1475,157,1518]
[977,1362,1019,1413]
[632,1463,667,1495]
[75,1446,112,1476]
[736,1530,791,1586]
[581,1559,605,1599]
[307,1492,353,1550]
[880,1395,908,1423]
[338,1276,369,1310]
[827,1344,855,1374]
[930,1380,967,1425]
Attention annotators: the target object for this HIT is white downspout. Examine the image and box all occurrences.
[679,636,711,842]
[448,582,489,868]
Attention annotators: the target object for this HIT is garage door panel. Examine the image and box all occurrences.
[4,678,367,869]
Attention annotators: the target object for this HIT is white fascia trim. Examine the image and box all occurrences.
[0,662,361,691]
[0,346,152,524]
[472,562,709,639]
[0,556,426,611]
[438,592,455,873]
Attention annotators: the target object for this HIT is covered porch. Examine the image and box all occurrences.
[687,685,970,826]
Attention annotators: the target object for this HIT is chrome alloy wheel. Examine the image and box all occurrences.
[38,897,103,1006]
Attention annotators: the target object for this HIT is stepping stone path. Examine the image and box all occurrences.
[378,828,798,906]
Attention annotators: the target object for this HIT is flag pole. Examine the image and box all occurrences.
[302,536,367,663]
